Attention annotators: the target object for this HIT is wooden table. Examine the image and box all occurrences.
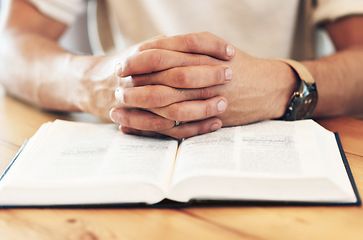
[0,86,362,240]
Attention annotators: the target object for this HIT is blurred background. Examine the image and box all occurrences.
[58,10,93,55]
[0,1,334,58]
[0,1,92,55]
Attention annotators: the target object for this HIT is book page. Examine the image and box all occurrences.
[0,120,178,205]
[168,120,356,203]
[171,121,311,183]
[313,123,357,199]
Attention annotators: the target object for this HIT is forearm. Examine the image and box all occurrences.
[303,46,363,117]
[0,28,78,110]
[0,30,118,118]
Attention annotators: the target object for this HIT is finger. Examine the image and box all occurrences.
[114,35,168,77]
[127,65,233,88]
[122,117,223,140]
[110,107,174,132]
[118,49,221,77]
[159,117,223,139]
[148,97,228,122]
[138,32,235,61]
[120,126,167,139]
[116,85,220,108]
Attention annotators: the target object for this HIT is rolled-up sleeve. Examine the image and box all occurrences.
[27,0,86,25]
[314,0,363,24]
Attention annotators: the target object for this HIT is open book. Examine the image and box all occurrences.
[0,120,360,207]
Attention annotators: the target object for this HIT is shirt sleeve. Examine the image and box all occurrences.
[314,0,363,24]
[27,0,86,25]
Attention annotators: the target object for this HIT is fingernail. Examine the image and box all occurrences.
[217,99,227,112]
[226,45,234,57]
[210,123,220,131]
[110,109,119,123]
[225,68,233,81]
[115,88,125,103]
[121,76,133,87]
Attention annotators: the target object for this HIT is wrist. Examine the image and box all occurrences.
[269,60,300,120]
[277,59,318,120]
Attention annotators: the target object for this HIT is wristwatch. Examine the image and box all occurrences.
[279,59,318,121]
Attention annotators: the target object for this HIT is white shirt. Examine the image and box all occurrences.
[27,0,86,25]
[106,0,298,59]
[28,0,363,58]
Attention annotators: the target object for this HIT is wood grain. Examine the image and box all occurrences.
[317,117,363,156]
[0,209,247,240]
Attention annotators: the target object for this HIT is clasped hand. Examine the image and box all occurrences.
[110,32,297,139]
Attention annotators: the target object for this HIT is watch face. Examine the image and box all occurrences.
[295,92,318,120]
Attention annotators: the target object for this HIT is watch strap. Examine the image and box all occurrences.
[278,59,315,85]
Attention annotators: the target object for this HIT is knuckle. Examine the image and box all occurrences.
[145,50,163,69]
[137,42,149,52]
[204,103,214,117]
[184,33,200,51]
[167,105,181,121]
[198,87,212,99]
[201,32,227,58]
[196,54,216,66]
[147,87,166,107]
[175,70,191,86]
[216,40,226,55]
[149,118,168,131]
[215,66,225,83]
[193,55,204,66]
